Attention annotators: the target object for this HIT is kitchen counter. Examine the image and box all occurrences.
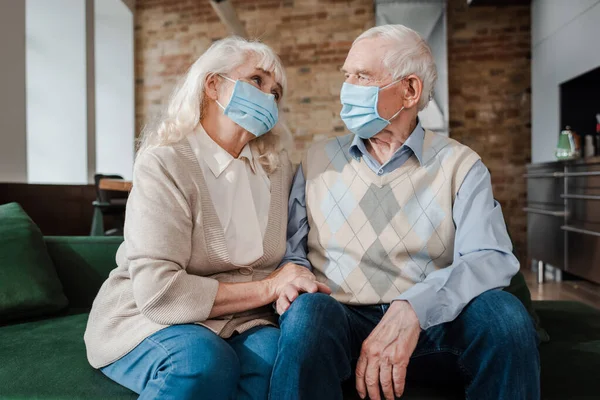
[525,159,600,285]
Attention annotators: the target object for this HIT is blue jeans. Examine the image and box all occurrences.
[269,290,540,400]
[101,324,279,400]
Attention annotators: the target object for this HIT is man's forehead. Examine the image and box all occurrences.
[343,38,390,75]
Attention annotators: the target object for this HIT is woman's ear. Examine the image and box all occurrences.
[402,74,423,109]
[205,73,220,101]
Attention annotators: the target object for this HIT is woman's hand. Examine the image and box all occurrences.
[267,263,331,314]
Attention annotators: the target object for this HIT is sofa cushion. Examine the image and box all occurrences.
[0,313,136,399]
[535,301,600,399]
[0,203,68,322]
[44,236,123,309]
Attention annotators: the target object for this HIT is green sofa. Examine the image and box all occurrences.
[1,236,600,399]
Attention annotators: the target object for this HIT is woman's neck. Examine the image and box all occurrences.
[201,106,253,158]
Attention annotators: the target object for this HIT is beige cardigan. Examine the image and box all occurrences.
[84,139,292,368]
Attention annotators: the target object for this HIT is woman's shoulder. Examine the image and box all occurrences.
[134,138,195,174]
[132,139,200,206]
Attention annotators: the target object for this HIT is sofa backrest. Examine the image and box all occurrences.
[44,236,123,309]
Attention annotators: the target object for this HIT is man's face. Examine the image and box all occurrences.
[341,37,405,121]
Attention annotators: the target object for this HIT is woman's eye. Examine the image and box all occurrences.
[251,76,262,86]
[273,92,280,101]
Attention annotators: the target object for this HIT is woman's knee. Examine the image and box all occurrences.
[231,326,280,375]
[158,328,241,395]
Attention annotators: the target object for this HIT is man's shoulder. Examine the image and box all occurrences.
[423,130,481,165]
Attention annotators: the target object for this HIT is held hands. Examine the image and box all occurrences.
[266,263,331,314]
[355,300,421,400]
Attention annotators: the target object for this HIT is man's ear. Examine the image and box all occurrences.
[205,73,220,101]
[402,74,423,109]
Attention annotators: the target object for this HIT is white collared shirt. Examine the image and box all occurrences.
[187,124,270,266]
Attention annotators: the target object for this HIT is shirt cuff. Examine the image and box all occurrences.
[393,282,437,330]
[278,257,312,270]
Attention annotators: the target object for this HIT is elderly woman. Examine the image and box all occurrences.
[84,37,329,400]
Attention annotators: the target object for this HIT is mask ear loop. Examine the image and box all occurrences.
[380,77,405,123]
[215,74,236,110]
[380,77,404,91]
[387,106,405,123]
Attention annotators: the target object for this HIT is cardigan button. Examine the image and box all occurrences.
[239,267,253,275]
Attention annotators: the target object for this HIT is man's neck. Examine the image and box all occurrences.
[366,117,417,165]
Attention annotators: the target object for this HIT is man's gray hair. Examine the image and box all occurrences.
[355,25,437,111]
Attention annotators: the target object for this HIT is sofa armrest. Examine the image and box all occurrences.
[44,236,123,309]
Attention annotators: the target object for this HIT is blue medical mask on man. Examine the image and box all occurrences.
[339,79,405,139]
[216,74,279,137]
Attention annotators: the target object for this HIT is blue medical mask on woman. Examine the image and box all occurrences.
[339,79,404,139]
[216,74,279,137]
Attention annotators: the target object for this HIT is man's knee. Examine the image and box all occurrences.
[278,293,348,354]
[275,293,353,382]
[467,290,538,350]
[280,292,344,328]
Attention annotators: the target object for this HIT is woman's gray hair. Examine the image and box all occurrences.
[355,25,437,111]
[137,36,288,172]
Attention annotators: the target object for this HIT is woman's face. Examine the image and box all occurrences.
[217,58,283,106]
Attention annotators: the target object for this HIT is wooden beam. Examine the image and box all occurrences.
[210,0,247,38]
[121,0,135,14]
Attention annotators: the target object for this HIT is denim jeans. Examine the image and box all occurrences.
[101,324,279,400]
[269,290,540,400]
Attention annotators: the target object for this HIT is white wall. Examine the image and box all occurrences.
[0,0,27,182]
[531,0,600,162]
[26,0,88,183]
[375,0,448,134]
[94,0,134,180]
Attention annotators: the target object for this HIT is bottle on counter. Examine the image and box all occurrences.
[585,134,595,158]
[556,126,577,160]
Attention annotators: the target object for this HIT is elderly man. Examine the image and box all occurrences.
[269,25,540,400]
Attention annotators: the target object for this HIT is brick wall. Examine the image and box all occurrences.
[447,0,531,261]
[135,0,374,162]
[135,0,531,261]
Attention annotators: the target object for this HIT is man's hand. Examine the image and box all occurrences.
[355,301,421,400]
[267,263,331,314]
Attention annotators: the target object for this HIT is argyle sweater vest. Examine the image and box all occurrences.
[303,130,480,305]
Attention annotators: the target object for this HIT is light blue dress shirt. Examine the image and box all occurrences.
[281,121,520,330]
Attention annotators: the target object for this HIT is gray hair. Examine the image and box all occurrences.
[137,36,287,172]
[355,25,437,111]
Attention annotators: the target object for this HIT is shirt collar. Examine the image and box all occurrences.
[348,119,425,166]
[191,124,257,177]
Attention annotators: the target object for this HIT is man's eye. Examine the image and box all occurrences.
[359,75,368,80]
